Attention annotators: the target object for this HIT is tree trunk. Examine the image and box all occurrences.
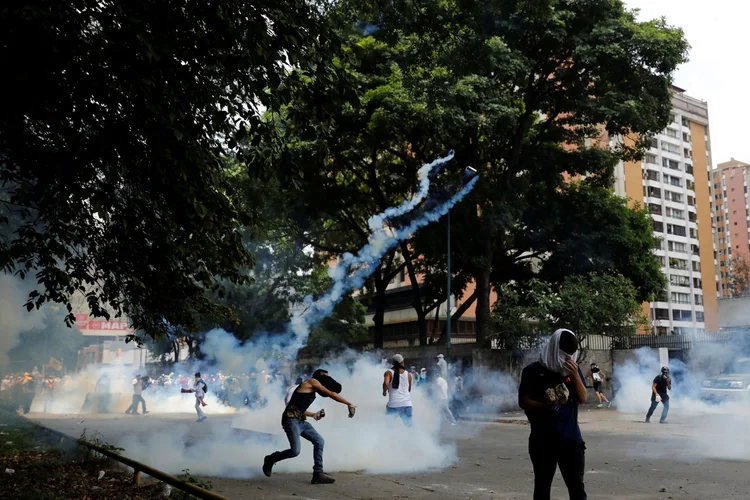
[372,275,387,349]
[475,231,494,346]
[400,242,429,346]
[437,291,477,343]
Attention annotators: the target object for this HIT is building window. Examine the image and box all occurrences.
[666,128,678,138]
[653,221,664,233]
[670,275,691,287]
[683,132,691,143]
[673,309,693,321]
[648,187,662,198]
[661,142,681,154]
[666,191,683,203]
[686,164,693,175]
[667,224,686,236]
[654,308,670,320]
[668,241,687,253]
[646,170,660,181]
[684,148,692,159]
[671,292,691,304]
[649,203,662,215]
[650,138,659,149]
[693,277,702,288]
[692,261,701,272]
[662,158,680,170]
[682,117,690,127]
[645,153,658,165]
[669,258,688,270]
[666,208,684,220]
[696,311,705,323]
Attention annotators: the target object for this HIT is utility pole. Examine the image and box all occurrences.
[446,211,452,359]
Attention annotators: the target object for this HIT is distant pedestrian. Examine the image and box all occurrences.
[125,375,148,415]
[436,375,457,425]
[519,329,587,500]
[645,366,671,424]
[409,366,420,386]
[587,363,612,408]
[436,354,448,380]
[383,354,413,426]
[190,372,208,422]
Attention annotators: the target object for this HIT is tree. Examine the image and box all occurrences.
[0,1,331,339]
[729,254,750,297]
[492,273,648,350]
[261,0,681,347]
[345,0,688,345]
[7,307,86,373]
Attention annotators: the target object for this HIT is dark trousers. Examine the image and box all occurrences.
[127,395,146,413]
[529,436,587,500]
[646,398,669,422]
[268,417,325,472]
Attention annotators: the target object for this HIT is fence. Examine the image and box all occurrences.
[35,422,228,500]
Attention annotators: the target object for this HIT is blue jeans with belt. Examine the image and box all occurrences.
[268,417,325,472]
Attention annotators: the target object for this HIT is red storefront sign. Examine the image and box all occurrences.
[75,314,89,329]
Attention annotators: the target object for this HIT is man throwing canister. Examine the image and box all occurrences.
[263,369,356,484]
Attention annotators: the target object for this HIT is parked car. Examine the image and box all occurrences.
[701,358,750,401]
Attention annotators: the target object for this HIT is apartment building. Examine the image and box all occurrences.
[614,87,719,334]
[712,158,750,297]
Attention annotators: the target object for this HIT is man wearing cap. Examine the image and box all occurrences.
[383,354,413,426]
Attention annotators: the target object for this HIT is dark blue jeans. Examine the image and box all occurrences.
[268,417,325,472]
[386,405,413,427]
[646,398,669,422]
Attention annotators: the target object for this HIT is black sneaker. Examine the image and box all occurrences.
[311,472,335,484]
[262,456,273,477]
[645,418,650,423]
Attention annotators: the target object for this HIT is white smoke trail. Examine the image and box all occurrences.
[286,152,478,354]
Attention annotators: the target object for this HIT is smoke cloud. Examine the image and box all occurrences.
[0,273,49,368]
[614,344,750,461]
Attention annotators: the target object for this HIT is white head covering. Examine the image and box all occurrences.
[540,329,579,374]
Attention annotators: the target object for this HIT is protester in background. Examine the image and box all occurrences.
[436,374,457,425]
[419,367,427,383]
[450,373,466,420]
[519,329,588,500]
[436,354,448,380]
[646,366,671,424]
[20,373,35,414]
[587,363,612,409]
[409,366,420,387]
[383,354,413,426]
[187,372,208,422]
[125,375,148,415]
[263,369,356,485]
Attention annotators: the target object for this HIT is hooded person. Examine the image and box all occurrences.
[383,354,413,426]
[263,369,356,485]
[436,354,448,380]
[518,329,588,500]
[646,366,671,424]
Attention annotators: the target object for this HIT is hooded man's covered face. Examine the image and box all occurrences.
[312,369,342,396]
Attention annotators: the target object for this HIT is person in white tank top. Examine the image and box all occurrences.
[383,354,413,427]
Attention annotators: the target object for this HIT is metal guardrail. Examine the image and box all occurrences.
[33,421,228,500]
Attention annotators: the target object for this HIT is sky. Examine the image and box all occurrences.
[625,0,750,167]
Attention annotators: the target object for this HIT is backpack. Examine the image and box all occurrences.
[201,381,208,393]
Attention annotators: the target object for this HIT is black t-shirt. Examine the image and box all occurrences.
[518,362,584,442]
[652,375,670,401]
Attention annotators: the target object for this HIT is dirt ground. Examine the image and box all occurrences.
[29,408,750,500]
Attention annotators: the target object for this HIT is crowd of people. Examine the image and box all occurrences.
[0,369,69,414]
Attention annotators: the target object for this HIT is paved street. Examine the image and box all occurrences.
[29,409,750,499]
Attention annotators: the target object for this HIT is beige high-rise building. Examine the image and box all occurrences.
[614,87,719,334]
[712,158,750,297]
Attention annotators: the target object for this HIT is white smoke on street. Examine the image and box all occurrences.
[614,344,750,461]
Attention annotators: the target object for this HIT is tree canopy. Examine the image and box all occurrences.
[1,1,331,338]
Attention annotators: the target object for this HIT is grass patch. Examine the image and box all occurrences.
[0,404,166,499]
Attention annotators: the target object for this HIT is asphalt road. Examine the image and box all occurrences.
[28,409,750,500]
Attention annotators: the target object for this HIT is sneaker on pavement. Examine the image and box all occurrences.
[311,472,335,484]
[597,404,603,408]
[262,456,274,477]
[143,411,150,415]
[660,420,668,424]
[607,402,613,408]
[645,418,650,423]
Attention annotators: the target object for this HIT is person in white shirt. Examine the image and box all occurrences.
[188,372,208,422]
[383,354,413,426]
[125,375,148,415]
[436,354,448,380]
[436,376,457,425]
